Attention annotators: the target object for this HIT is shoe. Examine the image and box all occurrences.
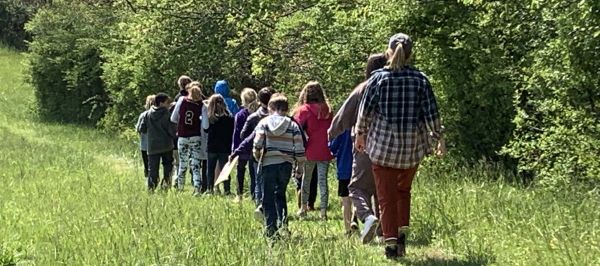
[296,206,307,218]
[384,244,399,260]
[397,232,407,257]
[350,221,359,232]
[192,188,202,197]
[320,209,328,220]
[307,205,316,212]
[254,206,264,222]
[360,215,379,244]
[233,195,242,203]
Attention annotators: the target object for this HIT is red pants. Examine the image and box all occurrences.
[372,164,418,241]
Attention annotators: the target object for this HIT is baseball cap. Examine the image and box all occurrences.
[388,33,413,54]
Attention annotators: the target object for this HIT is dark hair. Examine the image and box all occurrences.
[177,75,192,91]
[154,93,170,106]
[268,93,289,113]
[257,87,274,106]
[365,53,387,79]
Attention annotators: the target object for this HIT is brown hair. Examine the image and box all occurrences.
[293,81,332,117]
[365,53,387,79]
[144,94,156,110]
[207,94,231,123]
[268,93,289,113]
[177,75,193,91]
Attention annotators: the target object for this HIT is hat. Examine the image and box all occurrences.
[388,33,413,54]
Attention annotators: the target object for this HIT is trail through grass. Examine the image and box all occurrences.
[1,47,599,265]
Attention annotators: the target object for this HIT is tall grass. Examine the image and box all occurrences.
[0,47,598,265]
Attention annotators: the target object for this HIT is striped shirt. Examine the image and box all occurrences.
[355,67,442,169]
[254,114,307,166]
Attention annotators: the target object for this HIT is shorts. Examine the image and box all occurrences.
[338,179,350,197]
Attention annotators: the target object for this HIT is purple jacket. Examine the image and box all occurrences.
[232,131,255,160]
[232,108,252,160]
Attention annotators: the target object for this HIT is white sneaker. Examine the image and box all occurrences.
[360,215,379,244]
[254,206,264,222]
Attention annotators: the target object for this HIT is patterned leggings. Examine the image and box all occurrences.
[176,136,202,189]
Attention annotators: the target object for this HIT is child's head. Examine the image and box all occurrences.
[154,93,171,107]
[177,75,193,91]
[365,53,387,79]
[144,94,156,110]
[241,88,259,112]
[186,81,202,90]
[188,86,204,102]
[299,81,327,105]
[268,93,289,114]
[207,94,231,123]
[257,87,274,108]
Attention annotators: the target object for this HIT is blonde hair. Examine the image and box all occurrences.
[188,86,204,102]
[386,44,410,71]
[207,94,231,123]
[292,81,332,117]
[241,88,259,113]
[144,94,155,110]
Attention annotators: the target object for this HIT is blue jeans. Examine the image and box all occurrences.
[206,153,230,193]
[253,160,263,205]
[261,162,292,237]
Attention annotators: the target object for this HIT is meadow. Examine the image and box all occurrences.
[0,47,599,265]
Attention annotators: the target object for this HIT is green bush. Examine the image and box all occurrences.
[26,1,112,124]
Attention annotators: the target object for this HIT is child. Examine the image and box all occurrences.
[294,81,334,219]
[253,93,306,239]
[135,94,155,178]
[171,75,193,185]
[329,130,354,235]
[171,85,205,196]
[232,88,260,202]
[139,93,175,191]
[214,80,240,115]
[238,87,274,214]
[204,94,234,194]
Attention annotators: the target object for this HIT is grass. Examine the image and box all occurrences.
[1,46,599,265]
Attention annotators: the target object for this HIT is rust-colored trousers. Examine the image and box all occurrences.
[372,164,418,241]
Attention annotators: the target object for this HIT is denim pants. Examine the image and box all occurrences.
[206,153,230,193]
[253,160,263,205]
[261,162,292,237]
[147,150,174,190]
[301,161,330,210]
[176,136,202,189]
[236,159,256,196]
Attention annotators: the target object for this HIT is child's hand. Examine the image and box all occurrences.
[435,138,446,157]
[355,134,366,153]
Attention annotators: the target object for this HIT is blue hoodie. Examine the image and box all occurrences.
[214,80,240,115]
[328,130,352,180]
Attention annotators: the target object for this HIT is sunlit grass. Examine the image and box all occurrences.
[1,47,598,265]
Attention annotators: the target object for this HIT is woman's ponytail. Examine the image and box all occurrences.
[388,43,407,71]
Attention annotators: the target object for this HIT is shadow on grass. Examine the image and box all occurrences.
[401,249,496,266]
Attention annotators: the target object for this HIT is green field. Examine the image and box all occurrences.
[1,47,599,265]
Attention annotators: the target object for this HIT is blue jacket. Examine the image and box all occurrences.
[328,130,352,180]
[214,80,240,115]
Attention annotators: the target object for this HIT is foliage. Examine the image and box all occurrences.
[25,0,113,124]
[2,50,600,264]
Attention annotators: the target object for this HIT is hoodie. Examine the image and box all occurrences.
[254,114,306,167]
[232,107,252,160]
[294,103,334,161]
[328,130,353,180]
[214,80,240,115]
[139,106,176,155]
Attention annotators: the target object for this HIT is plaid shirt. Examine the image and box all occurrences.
[355,67,442,169]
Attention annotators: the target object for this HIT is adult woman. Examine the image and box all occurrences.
[355,33,446,259]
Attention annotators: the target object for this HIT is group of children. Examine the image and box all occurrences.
[135,76,360,240]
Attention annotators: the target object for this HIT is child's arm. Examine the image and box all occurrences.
[170,97,184,124]
[253,123,266,160]
[232,131,255,159]
[138,113,147,133]
[135,112,145,133]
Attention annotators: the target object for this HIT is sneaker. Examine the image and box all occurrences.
[360,215,379,244]
[233,195,242,203]
[384,244,399,260]
[192,188,202,197]
[296,207,307,218]
[397,232,407,257]
[254,206,264,222]
[350,221,359,232]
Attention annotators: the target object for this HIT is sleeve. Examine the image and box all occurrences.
[232,112,244,151]
[355,75,380,136]
[138,112,147,134]
[328,134,342,157]
[232,131,255,157]
[420,76,443,140]
[294,106,309,130]
[292,124,307,162]
[201,105,209,130]
[253,122,266,160]
[170,97,184,124]
[135,112,145,133]
[328,85,363,140]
